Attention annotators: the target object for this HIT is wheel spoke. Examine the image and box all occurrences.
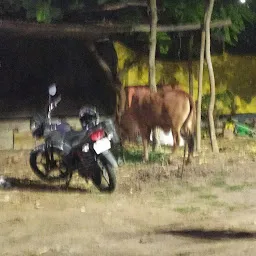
[34,149,68,180]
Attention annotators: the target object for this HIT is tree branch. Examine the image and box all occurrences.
[0,19,232,38]
[131,19,232,32]
[97,1,147,11]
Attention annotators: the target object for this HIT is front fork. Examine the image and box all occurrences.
[33,138,53,172]
[38,141,59,174]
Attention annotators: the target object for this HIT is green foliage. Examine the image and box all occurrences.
[163,0,204,23]
[163,0,255,46]
[36,1,62,23]
[118,8,144,24]
[2,0,256,54]
[213,1,256,45]
[66,0,85,11]
[0,0,30,18]
[21,0,37,19]
[157,32,172,54]
[201,90,236,117]
[36,1,51,23]
[2,0,84,22]
[136,31,172,54]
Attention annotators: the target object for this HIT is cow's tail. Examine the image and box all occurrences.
[182,95,196,163]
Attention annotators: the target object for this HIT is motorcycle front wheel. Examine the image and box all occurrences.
[92,150,117,193]
[30,146,70,182]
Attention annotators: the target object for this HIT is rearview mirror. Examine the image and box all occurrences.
[48,83,57,96]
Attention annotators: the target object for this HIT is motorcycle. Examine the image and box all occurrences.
[29,84,119,192]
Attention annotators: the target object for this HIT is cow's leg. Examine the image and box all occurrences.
[169,128,181,162]
[171,130,180,153]
[115,127,126,164]
[140,126,151,162]
[118,139,126,164]
[186,133,194,164]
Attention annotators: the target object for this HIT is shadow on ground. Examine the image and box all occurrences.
[155,228,256,240]
[0,177,89,193]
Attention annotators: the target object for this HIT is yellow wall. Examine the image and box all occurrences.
[114,41,256,114]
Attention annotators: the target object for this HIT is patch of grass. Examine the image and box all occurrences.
[228,206,236,212]
[25,252,37,256]
[188,186,202,192]
[149,151,168,163]
[198,193,218,200]
[210,177,254,193]
[175,252,191,256]
[172,188,183,196]
[122,148,143,163]
[210,176,227,188]
[174,206,200,214]
[154,191,165,200]
[244,181,256,188]
[225,184,247,192]
[122,147,169,163]
[209,201,240,212]
[154,187,183,200]
[209,200,227,207]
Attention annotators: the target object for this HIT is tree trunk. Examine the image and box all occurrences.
[148,0,159,150]
[148,0,157,92]
[196,27,206,153]
[205,0,219,153]
[196,1,208,153]
[188,34,194,97]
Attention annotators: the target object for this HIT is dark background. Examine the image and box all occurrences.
[0,34,118,118]
[0,0,255,118]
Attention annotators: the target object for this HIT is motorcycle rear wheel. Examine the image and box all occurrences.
[30,147,70,182]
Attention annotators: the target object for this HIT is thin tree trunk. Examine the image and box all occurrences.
[149,0,157,92]
[196,29,205,153]
[188,34,194,97]
[149,0,160,150]
[196,1,208,153]
[205,0,219,153]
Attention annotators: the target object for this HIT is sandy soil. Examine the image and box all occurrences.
[0,137,256,256]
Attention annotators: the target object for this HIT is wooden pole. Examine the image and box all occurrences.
[0,19,232,37]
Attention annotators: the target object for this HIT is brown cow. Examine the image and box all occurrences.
[118,109,140,142]
[120,88,195,163]
[125,84,180,109]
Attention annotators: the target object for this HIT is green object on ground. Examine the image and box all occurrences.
[235,122,256,137]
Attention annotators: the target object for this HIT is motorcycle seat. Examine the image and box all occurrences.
[64,130,87,148]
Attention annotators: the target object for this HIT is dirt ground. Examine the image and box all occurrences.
[0,137,256,256]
